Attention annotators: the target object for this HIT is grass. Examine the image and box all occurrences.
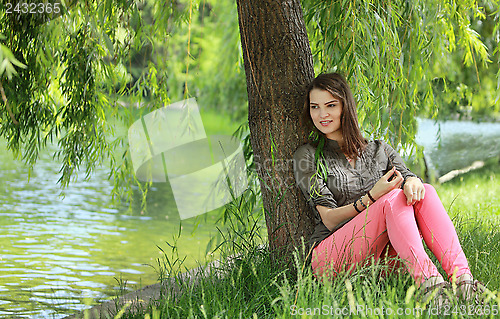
[200,108,244,136]
[437,157,499,222]
[435,156,500,290]
[113,157,500,319]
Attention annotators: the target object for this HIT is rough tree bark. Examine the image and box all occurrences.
[236,0,315,262]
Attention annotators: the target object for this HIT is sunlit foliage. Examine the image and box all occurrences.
[0,0,498,200]
[303,0,499,150]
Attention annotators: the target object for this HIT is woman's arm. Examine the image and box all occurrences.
[381,141,425,206]
[293,145,339,211]
[317,167,404,231]
[381,141,419,182]
[316,201,363,231]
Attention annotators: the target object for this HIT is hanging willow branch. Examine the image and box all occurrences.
[0,80,18,125]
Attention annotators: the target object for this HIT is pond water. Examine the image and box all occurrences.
[0,140,220,318]
[416,119,500,176]
[0,118,499,318]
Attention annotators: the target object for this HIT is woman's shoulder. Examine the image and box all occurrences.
[293,143,318,173]
[293,143,316,160]
[366,139,386,146]
[364,139,391,150]
[361,139,393,158]
[362,139,382,150]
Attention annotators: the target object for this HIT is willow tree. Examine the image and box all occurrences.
[0,1,180,198]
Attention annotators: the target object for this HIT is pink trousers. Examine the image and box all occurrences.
[312,184,471,284]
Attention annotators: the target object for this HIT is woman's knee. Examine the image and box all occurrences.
[423,183,435,192]
[423,183,438,197]
[380,188,406,207]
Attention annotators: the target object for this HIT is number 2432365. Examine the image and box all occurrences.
[5,2,61,15]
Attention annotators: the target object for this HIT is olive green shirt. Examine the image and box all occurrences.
[293,138,419,249]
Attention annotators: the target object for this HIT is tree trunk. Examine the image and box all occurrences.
[236,0,315,263]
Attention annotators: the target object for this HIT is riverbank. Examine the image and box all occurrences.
[63,258,228,319]
[69,157,499,319]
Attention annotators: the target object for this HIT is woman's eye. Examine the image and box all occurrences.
[327,104,336,107]
[310,105,318,109]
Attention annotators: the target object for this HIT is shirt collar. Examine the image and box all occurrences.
[325,137,342,152]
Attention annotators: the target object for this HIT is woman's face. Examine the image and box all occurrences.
[309,88,343,141]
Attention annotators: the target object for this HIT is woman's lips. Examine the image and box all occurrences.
[320,120,332,126]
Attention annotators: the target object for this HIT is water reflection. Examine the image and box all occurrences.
[0,140,217,318]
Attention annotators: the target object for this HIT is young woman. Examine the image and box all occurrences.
[293,72,484,305]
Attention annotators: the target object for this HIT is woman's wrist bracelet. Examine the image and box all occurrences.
[353,199,362,214]
[367,191,376,203]
[359,197,368,210]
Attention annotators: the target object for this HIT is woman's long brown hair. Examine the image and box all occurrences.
[301,73,367,159]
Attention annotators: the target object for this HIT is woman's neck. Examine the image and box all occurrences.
[327,136,345,148]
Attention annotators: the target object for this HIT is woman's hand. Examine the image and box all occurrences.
[370,167,404,200]
[403,176,425,205]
